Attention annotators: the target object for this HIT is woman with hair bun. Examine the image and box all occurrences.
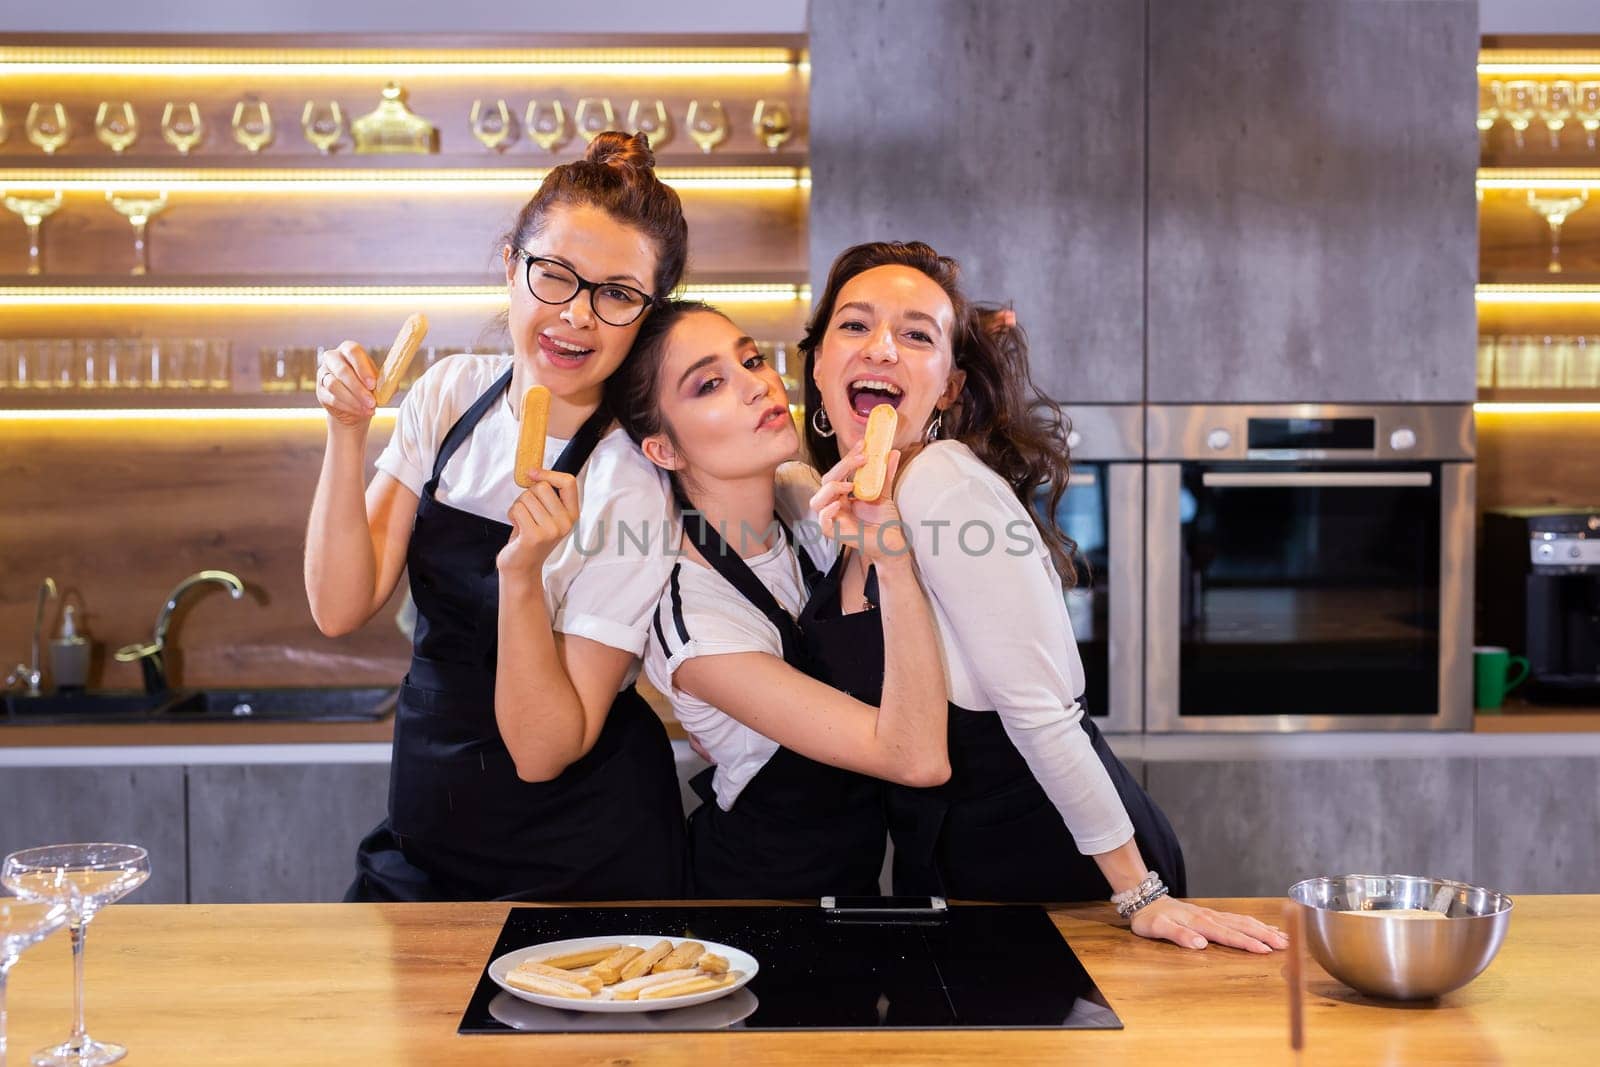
[306,132,689,902]
[798,241,1289,953]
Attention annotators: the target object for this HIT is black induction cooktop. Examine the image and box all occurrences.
[458,904,1121,1034]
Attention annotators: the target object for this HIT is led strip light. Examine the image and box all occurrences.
[0,283,810,307]
[0,168,811,194]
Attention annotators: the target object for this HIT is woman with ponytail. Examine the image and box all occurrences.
[306,133,689,902]
[797,241,1288,953]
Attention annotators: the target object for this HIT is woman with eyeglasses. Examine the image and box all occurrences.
[305,133,689,902]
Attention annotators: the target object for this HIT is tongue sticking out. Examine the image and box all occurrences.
[849,386,901,417]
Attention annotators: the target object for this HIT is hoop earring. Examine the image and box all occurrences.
[811,405,835,439]
[924,411,943,444]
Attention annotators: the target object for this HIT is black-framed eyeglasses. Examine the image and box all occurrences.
[517,251,654,327]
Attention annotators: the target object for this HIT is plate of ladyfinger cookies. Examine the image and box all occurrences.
[488,935,758,1013]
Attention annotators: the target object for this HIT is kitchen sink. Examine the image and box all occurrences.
[162,686,396,722]
[4,690,175,721]
[3,687,396,724]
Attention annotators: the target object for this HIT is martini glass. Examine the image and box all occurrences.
[2,192,64,276]
[2,845,150,1067]
[1527,189,1589,273]
[1,895,73,1067]
[105,192,169,276]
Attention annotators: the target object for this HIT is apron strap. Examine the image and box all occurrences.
[426,367,514,493]
[681,507,809,666]
[425,366,612,494]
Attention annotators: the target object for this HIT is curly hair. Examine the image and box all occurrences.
[799,241,1079,588]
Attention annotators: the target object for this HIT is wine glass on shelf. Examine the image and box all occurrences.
[686,100,728,154]
[1540,81,1575,152]
[3,191,64,276]
[1526,189,1589,274]
[524,100,570,153]
[2,844,150,1067]
[626,98,671,150]
[93,101,139,154]
[574,97,615,144]
[1577,82,1600,152]
[467,99,515,153]
[106,190,169,276]
[231,97,273,153]
[160,101,204,155]
[1,894,73,1067]
[1501,80,1539,151]
[1477,81,1501,148]
[301,100,346,154]
[25,103,70,155]
[752,99,794,152]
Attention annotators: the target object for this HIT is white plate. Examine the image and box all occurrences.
[487,935,759,1014]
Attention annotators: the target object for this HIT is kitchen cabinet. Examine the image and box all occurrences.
[0,764,187,903]
[808,0,1147,404]
[1146,0,1479,403]
[185,762,389,903]
[1145,757,1478,897]
[1474,755,1600,893]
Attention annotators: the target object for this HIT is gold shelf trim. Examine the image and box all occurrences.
[1478,169,1600,191]
[0,407,399,422]
[0,167,810,194]
[1475,402,1600,414]
[0,46,800,77]
[0,283,811,307]
[1476,285,1600,305]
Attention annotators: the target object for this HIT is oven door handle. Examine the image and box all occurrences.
[1200,471,1434,488]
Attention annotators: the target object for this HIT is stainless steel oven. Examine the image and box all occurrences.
[1037,405,1143,733]
[1145,404,1475,732]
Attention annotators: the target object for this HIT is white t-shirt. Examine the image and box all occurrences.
[375,353,676,685]
[642,464,835,810]
[791,441,1134,856]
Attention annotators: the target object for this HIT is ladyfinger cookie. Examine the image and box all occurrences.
[852,403,898,502]
[652,940,705,974]
[607,968,699,1001]
[535,943,621,970]
[638,972,739,1000]
[372,313,429,405]
[503,969,593,999]
[697,953,729,975]
[515,962,603,995]
[617,939,674,981]
[589,944,645,985]
[513,385,551,488]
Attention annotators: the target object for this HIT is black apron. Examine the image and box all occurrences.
[680,509,888,899]
[800,554,1187,903]
[346,368,686,902]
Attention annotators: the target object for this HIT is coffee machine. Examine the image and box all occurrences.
[1481,508,1600,702]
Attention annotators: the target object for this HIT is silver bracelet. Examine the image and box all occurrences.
[1112,871,1168,918]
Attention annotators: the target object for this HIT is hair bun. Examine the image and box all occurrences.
[584,130,657,172]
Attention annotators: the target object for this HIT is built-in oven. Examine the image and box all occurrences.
[1145,405,1475,732]
[1036,405,1143,733]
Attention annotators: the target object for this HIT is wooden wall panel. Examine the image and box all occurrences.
[1477,410,1600,511]
[0,416,409,690]
[0,75,808,165]
[0,186,808,279]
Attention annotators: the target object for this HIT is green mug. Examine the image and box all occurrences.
[1474,646,1531,710]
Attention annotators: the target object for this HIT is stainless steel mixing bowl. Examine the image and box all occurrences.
[1287,874,1513,1000]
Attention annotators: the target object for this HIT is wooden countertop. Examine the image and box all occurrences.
[3,688,1598,749]
[1,897,1591,1065]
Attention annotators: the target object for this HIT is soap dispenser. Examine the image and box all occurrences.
[50,603,90,691]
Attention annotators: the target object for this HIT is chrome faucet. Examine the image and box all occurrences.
[115,570,245,694]
[4,577,58,697]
